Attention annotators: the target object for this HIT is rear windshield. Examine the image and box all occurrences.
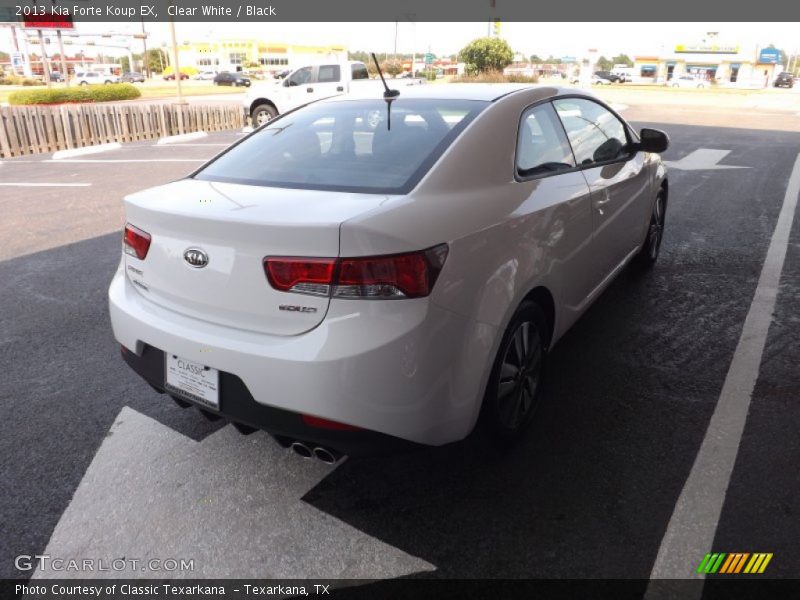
[194,98,488,194]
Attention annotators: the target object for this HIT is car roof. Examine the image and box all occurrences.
[324,83,572,104]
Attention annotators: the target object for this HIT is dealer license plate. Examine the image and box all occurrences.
[164,354,219,409]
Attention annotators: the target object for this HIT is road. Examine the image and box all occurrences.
[1,103,798,590]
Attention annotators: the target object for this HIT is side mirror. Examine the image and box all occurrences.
[636,128,670,153]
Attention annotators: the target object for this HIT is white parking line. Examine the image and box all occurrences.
[647,151,800,588]
[156,131,208,145]
[0,182,91,187]
[42,159,206,163]
[150,143,230,147]
[52,143,121,160]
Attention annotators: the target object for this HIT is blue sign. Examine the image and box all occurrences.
[758,48,782,64]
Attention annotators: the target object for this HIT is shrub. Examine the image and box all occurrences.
[0,73,45,86]
[451,70,538,84]
[9,83,141,105]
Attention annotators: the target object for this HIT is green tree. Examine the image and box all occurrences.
[530,54,543,63]
[146,48,167,73]
[596,56,613,71]
[458,37,514,74]
[381,59,403,77]
[611,53,633,67]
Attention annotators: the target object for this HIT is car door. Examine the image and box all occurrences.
[515,102,596,321]
[313,64,344,99]
[553,97,650,285]
[283,66,315,106]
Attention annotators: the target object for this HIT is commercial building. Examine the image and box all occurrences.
[633,40,786,87]
[176,39,347,74]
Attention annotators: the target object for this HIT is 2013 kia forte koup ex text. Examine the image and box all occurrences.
[109,84,669,462]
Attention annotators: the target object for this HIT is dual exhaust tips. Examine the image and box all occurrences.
[290,441,341,465]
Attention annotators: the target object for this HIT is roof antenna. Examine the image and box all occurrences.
[371,52,399,130]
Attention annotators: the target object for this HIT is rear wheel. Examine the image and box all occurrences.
[252,104,278,126]
[480,301,548,445]
[635,188,667,268]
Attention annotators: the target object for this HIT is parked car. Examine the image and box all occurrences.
[671,75,706,88]
[163,72,189,81]
[195,70,217,80]
[594,70,621,83]
[110,84,669,460]
[120,72,145,83]
[591,75,612,85]
[213,72,252,87]
[773,72,794,88]
[273,69,291,79]
[49,71,64,83]
[244,60,424,126]
[75,71,120,85]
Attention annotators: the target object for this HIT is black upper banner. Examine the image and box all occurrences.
[0,0,787,23]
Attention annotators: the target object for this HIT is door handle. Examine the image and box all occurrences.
[336,86,344,92]
[306,87,314,93]
[595,191,611,215]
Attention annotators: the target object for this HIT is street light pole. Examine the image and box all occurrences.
[57,29,69,85]
[141,18,149,79]
[37,29,52,88]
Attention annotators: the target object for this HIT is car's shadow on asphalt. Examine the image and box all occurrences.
[302,260,750,578]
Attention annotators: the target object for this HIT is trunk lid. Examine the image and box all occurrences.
[123,178,390,335]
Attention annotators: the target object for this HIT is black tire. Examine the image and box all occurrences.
[252,104,278,126]
[635,188,667,268]
[480,300,548,446]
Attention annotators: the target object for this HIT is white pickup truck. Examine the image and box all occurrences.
[243,61,423,125]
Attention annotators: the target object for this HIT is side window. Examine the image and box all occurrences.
[287,67,312,86]
[317,65,341,83]
[553,98,628,165]
[351,63,369,80]
[516,102,576,177]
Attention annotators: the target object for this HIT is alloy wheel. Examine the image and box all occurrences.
[496,321,543,430]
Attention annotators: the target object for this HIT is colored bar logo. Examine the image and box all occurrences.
[697,552,773,574]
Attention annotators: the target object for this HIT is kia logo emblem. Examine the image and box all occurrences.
[183,248,209,268]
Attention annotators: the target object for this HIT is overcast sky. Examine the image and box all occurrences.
[2,22,798,59]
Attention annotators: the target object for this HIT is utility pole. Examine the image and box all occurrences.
[168,12,186,135]
[141,18,149,78]
[37,29,52,87]
[57,29,69,85]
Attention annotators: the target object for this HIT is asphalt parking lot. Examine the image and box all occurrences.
[1,103,799,590]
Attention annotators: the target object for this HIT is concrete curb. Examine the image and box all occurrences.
[156,131,208,145]
[52,143,122,160]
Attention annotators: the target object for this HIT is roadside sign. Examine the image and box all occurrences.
[424,53,434,64]
[12,53,24,68]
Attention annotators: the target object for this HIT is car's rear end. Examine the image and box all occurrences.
[109,96,489,457]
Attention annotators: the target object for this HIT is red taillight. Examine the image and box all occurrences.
[301,414,363,431]
[263,244,448,300]
[264,258,336,296]
[123,223,151,260]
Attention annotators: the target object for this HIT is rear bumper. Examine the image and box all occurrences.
[109,266,492,450]
[120,344,416,456]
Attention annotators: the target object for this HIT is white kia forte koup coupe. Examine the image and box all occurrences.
[109,84,669,462]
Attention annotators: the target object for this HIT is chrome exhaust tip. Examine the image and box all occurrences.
[290,441,313,459]
[313,446,340,465]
